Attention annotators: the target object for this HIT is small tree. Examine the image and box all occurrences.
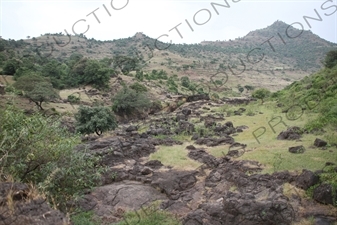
[75,106,118,136]
[324,50,337,69]
[252,88,271,104]
[238,86,244,93]
[112,86,151,116]
[14,75,59,110]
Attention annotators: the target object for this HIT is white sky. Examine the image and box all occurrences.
[0,0,336,44]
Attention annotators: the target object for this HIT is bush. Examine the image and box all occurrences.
[324,50,337,69]
[68,94,81,104]
[130,82,147,92]
[75,105,118,136]
[0,106,105,211]
[112,87,151,116]
[252,88,271,104]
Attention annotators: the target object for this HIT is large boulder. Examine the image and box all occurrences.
[313,183,335,205]
[295,169,319,190]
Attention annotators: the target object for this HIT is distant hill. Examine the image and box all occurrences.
[1,20,336,91]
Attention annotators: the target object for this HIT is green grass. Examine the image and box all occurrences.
[211,102,337,174]
[117,203,182,225]
[149,143,202,170]
[71,211,101,225]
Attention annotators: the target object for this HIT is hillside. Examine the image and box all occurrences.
[1,21,336,92]
[1,22,337,225]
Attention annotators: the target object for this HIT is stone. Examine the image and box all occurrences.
[288,145,306,154]
[314,138,327,147]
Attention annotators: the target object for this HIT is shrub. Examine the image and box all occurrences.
[130,82,147,93]
[252,88,271,104]
[68,94,81,104]
[324,50,337,69]
[112,87,151,116]
[75,105,118,136]
[0,106,105,211]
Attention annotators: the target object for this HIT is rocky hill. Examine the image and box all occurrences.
[1,21,336,91]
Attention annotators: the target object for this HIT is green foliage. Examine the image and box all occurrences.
[130,82,147,92]
[27,82,59,110]
[113,55,139,75]
[181,76,190,88]
[68,95,81,104]
[71,211,101,225]
[75,105,118,136]
[0,106,104,211]
[3,59,20,75]
[252,88,271,104]
[14,75,59,110]
[117,204,182,225]
[112,87,151,116]
[324,50,337,69]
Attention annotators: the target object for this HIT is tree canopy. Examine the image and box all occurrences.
[112,86,151,116]
[13,74,59,110]
[252,88,271,104]
[75,105,118,136]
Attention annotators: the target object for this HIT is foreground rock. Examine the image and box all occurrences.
[0,182,69,225]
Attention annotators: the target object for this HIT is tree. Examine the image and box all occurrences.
[181,76,190,88]
[238,86,244,93]
[26,82,59,110]
[112,86,151,116]
[3,59,20,75]
[14,75,59,110]
[252,88,271,104]
[75,106,118,135]
[324,50,337,69]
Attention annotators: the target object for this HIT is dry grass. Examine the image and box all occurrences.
[0,75,15,85]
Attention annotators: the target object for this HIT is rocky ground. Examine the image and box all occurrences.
[1,97,336,225]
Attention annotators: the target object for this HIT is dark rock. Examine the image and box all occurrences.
[144,160,163,169]
[288,145,306,154]
[186,145,196,150]
[0,182,69,225]
[234,111,242,116]
[313,183,335,205]
[204,119,216,128]
[126,125,138,132]
[186,94,210,102]
[191,133,199,141]
[182,108,192,116]
[141,167,153,175]
[314,138,327,147]
[295,169,319,190]
[195,137,234,147]
[236,128,243,133]
[225,121,234,128]
[176,114,187,122]
[277,126,302,140]
[140,133,148,138]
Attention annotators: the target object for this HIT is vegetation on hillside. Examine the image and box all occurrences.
[271,49,337,133]
[0,106,106,211]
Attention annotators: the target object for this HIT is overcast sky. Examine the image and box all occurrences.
[1,0,336,44]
